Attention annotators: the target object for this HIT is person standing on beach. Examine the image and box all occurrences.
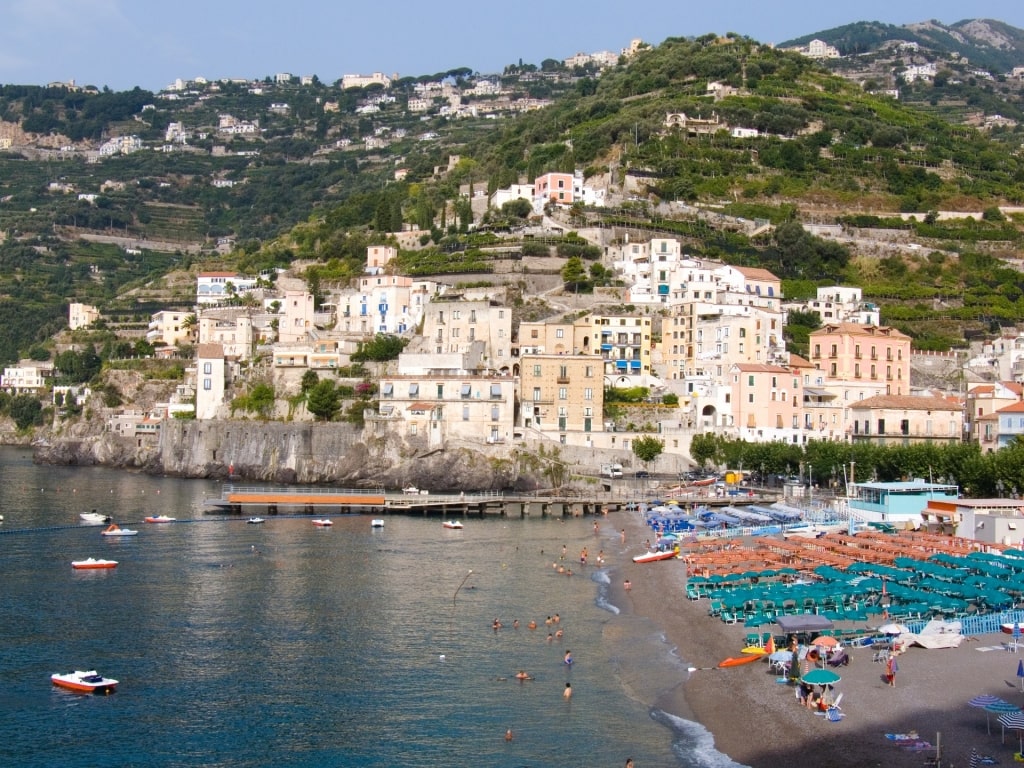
[886,655,898,687]
[620,529,626,544]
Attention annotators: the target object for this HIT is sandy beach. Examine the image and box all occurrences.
[615,511,1024,768]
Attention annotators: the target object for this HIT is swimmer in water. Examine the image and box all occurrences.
[506,728,513,742]
[564,650,573,665]
[515,671,532,681]
[555,628,563,639]
[564,682,572,699]
[527,620,537,630]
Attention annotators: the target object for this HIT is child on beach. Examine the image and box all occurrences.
[886,655,898,687]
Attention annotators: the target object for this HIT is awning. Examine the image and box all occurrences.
[460,383,471,396]
[803,387,836,398]
[775,615,834,633]
[601,344,613,351]
[408,401,434,410]
[616,360,628,369]
[408,383,419,396]
[630,360,641,369]
[657,284,669,295]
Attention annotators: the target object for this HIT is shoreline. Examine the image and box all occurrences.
[614,510,1024,768]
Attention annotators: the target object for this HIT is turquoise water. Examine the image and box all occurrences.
[0,447,745,767]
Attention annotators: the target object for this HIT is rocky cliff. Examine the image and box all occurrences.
[32,419,524,491]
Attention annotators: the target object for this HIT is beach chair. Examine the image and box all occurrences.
[872,648,889,663]
[825,693,844,722]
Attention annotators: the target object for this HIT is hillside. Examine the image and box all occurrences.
[2,29,1024,361]
[780,18,1024,73]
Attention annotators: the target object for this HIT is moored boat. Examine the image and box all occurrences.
[632,549,677,564]
[144,515,175,524]
[51,670,118,694]
[247,517,265,524]
[312,519,333,527]
[101,524,138,537]
[370,519,385,528]
[442,520,464,529]
[71,557,118,569]
[80,512,111,525]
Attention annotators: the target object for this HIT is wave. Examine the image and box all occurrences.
[654,709,752,768]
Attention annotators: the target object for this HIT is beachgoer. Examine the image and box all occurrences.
[553,613,560,624]
[512,619,519,629]
[596,550,605,565]
[593,521,600,534]
[546,616,553,626]
[547,633,554,643]
[515,671,531,680]
[564,650,573,665]
[620,529,626,544]
[644,539,651,551]
[563,682,572,699]
[555,628,564,639]
[625,760,634,768]
[580,547,588,566]
[506,728,513,742]
[527,620,537,630]
[561,545,567,560]
[624,579,631,591]
[886,655,898,687]
[493,618,502,631]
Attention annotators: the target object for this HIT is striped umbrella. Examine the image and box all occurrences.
[987,700,1022,738]
[969,695,1012,735]
[969,748,979,768]
[999,710,1024,752]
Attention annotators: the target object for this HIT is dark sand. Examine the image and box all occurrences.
[615,511,1024,768]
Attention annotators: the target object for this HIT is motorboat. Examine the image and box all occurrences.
[632,549,677,564]
[442,520,464,529]
[247,517,265,524]
[101,524,138,537]
[51,670,118,694]
[371,519,385,528]
[80,512,111,525]
[312,519,333,527]
[71,558,118,570]
[144,515,175,524]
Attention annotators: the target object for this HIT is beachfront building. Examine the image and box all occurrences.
[69,302,100,330]
[730,363,804,443]
[809,324,912,396]
[372,349,516,449]
[932,498,1024,545]
[848,393,963,445]
[848,480,959,530]
[995,400,1024,449]
[965,382,1023,446]
[519,353,605,443]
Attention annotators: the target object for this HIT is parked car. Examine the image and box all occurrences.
[634,470,651,479]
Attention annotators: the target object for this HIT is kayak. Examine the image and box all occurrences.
[740,646,768,655]
[718,655,762,669]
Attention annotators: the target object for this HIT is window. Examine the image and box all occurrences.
[462,406,470,421]
[436,384,444,398]
[584,388,593,400]
[409,383,419,396]
[460,384,472,398]
[382,383,394,396]
[748,394,754,403]
[585,366,593,378]
[558,388,567,400]
[533,387,541,401]
[203,362,212,375]
[555,328,564,338]
[533,365,541,376]
[491,406,499,422]
[203,378,212,390]
[748,375,754,386]
[490,384,501,399]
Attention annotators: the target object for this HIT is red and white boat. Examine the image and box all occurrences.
[1001,623,1022,635]
[442,520,464,529]
[632,550,677,564]
[312,519,333,527]
[51,670,118,694]
[144,515,175,524]
[71,558,118,570]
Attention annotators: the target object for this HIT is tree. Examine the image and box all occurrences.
[561,256,588,292]
[9,394,43,430]
[248,383,275,419]
[351,334,406,362]
[306,380,341,421]
[300,369,320,394]
[632,435,665,466]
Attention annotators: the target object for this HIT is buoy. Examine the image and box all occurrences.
[439,654,446,662]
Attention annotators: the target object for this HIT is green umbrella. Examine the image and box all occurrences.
[801,668,841,685]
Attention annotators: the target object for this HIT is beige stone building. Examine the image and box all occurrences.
[421,297,512,371]
[147,310,193,347]
[849,393,963,445]
[69,302,100,330]
[519,354,604,441]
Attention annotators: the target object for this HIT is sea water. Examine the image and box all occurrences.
[0,447,746,767]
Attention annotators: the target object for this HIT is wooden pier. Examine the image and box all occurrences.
[202,485,781,519]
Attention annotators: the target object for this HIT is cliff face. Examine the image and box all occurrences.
[32,420,522,491]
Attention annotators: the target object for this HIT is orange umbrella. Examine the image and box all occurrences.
[811,636,839,648]
[765,636,776,654]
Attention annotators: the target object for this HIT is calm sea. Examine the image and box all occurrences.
[0,447,745,768]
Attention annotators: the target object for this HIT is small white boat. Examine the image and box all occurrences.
[80,512,111,525]
[101,524,138,537]
[144,515,175,524]
[442,520,464,529]
[371,519,385,528]
[52,670,118,694]
[71,557,118,570]
[247,517,265,525]
[312,519,333,527]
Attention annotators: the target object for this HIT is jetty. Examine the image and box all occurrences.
[202,484,782,519]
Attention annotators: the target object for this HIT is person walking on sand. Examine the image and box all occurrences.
[563,682,572,700]
[886,655,898,687]
[620,529,626,544]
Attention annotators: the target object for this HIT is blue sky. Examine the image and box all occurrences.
[2,0,1023,91]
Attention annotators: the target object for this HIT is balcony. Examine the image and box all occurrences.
[556,376,570,384]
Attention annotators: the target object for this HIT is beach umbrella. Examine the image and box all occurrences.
[801,668,841,686]
[811,635,839,648]
[879,623,910,635]
[1019,659,1024,692]
[969,694,1009,735]
[999,711,1024,751]
[986,700,1022,737]
[970,748,979,768]
[1015,623,1021,651]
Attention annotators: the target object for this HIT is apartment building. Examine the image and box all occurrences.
[420,297,512,369]
[967,382,1023,445]
[809,324,911,396]
[198,308,254,360]
[194,343,226,420]
[278,291,315,344]
[730,363,804,443]
[69,302,100,330]
[147,310,193,347]
[336,276,435,336]
[519,354,604,441]
[849,394,963,445]
[1,361,54,393]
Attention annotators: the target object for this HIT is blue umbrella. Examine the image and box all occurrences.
[1015,622,1021,652]
[1018,659,1024,692]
